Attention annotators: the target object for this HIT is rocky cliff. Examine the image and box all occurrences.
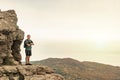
[0,65,64,80]
[0,10,24,65]
[0,10,64,80]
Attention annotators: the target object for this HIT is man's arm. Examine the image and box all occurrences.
[30,40,34,45]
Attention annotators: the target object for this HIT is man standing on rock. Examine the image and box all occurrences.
[24,35,34,65]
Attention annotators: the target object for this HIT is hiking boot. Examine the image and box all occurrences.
[28,63,32,65]
[25,63,29,65]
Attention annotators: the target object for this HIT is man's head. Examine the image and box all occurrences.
[27,35,31,39]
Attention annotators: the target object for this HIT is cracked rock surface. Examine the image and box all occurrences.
[0,10,24,65]
[0,65,64,80]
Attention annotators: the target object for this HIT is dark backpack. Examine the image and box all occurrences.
[24,40,27,48]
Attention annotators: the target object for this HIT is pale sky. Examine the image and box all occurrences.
[1,0,120,66]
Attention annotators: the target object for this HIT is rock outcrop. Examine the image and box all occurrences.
[0,65,64,80]
[0,10,64,80]
[0,10,24,65]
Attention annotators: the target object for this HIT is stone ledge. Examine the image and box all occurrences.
[0,65,64,80]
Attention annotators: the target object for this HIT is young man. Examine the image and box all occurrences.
[24,35,34,65]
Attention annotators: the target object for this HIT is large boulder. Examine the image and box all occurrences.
[0,10,24,65]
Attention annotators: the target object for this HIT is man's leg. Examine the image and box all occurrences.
[28,50,32,65]
[25,50,29,64]
[25,50,32,65]
[26,56,29,64]
[28,56,32,65]
[28,56,30,64]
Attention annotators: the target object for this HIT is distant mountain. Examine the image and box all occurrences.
[31,58,120,80]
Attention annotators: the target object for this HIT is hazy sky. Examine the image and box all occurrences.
[1,0,120,66]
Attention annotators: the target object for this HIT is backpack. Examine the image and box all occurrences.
[24,40,27,48]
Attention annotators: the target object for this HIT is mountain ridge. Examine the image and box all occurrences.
[31,58,120,80]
